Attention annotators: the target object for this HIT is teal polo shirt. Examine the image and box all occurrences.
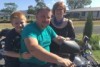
[20,22,57,66]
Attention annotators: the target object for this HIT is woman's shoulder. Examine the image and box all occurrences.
[63,18,68,22]
[64,18,73,25]
[64,18,72,23]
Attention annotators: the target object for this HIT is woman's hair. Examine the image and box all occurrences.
[52,1,66,15]
[10,11,27,22]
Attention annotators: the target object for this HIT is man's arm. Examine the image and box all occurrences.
[24,37,73,66]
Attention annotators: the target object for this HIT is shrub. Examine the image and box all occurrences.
[76,34,100,50]
[89,34,100,50]
[83,11,93,38]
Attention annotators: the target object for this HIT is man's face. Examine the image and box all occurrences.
[36,9,52,29]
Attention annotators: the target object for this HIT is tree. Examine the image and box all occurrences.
[35,0,44,3]
[66,0,92,9]
[83,11,93,38]
[27,5,36,14]
[35,0,46,9]
[0,3,17,14]
[27,0,46,15]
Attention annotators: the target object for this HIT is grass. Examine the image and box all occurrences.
[92,50,100,64]
[0,20,100,30]
[76,34,100,63]
[73,20,100,27]
[0,23,13,31]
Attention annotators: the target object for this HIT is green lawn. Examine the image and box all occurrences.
[0,23,13,31]
[0,20,100,30]
[73,20,100,27]
[93,50,100,64]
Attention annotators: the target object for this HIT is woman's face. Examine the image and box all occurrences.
[55,6,65,18]
[11,18,27,33]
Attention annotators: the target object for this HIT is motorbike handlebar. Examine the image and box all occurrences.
[83,36,89,43]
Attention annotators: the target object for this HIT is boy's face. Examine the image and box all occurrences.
[36,9,52,29]
[11,18,27,33]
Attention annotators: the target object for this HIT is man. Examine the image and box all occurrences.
[20,7,75,67]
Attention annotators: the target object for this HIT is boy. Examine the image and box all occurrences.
[4,12,31,67]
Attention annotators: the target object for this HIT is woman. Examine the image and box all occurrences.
[50,1,75,57]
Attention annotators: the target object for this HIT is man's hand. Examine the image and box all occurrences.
[59,58,75,67]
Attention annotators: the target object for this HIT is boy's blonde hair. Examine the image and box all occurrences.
[10,11,27,22]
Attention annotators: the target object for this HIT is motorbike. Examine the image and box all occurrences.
[0,28,10,67]
[0,38,5,67]
[0,28,99,67]
[51,36,99,67]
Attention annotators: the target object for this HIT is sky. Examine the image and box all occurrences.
[0,0,100,11]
